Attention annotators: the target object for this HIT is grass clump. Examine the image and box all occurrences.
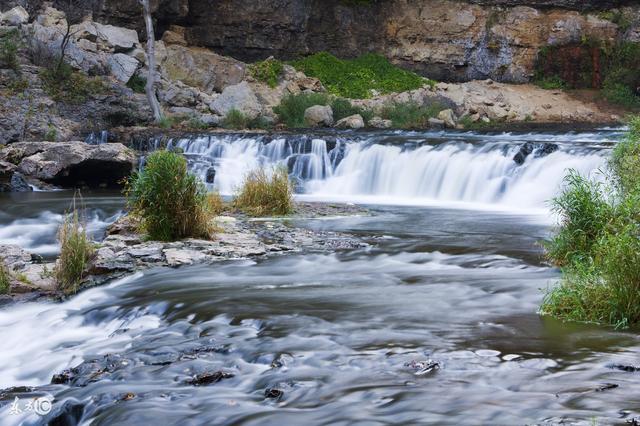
[541,116,640,327]
[379,101,443,129]
[55,208,95,295]
[273,93,330,128]
[234,166,294,216]
[291,52,431,99]
[535,75,567,90]
[222,109,273,130]
[125,150,214,241]
[0,261,9,294]
[126,74,147,94]
[0,28,20,71]
[41,63,107,104]
[248,58,284,88]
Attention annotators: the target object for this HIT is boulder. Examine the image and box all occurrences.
[304,105,333,127]
[162,44,245,94]
[108,53,139,82]
[437,109,457,128]
[161,25,188,46]
[36,7,66,28]
[210,81,261,119]
[335,114,364,129]
[205,167,216,183]
[428,118,445,129]
[93,22,139,52]
[369,116,392,129]
[0,6,29,26]
[0,142,137,188]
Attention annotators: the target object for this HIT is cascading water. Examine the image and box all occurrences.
[168,129,619,210]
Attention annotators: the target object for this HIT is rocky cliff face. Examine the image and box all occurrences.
[3,0,639,83]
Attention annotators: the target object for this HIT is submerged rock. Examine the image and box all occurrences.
[186,371,234,386]
[264,388,284,400]
[513,142,559,165]
[405,359,440,375]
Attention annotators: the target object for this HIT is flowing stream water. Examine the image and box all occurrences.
[1,128,639,425]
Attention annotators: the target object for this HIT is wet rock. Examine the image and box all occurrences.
[428,118,445,129]
[608,364,640,372]
[405,359,440,375]
[9,172,32,192]
[0,386,34,398]
[513,142,535,165]
[304,105,333,127]
[186,371,234,386]
[596,383,619,392]
[335,114,364,129]
[205,167,216,184]
[513,142,559,165]
[264,387,284,400]
[537,143,559,157]
[43,400,85,426]
[0,142,136,188]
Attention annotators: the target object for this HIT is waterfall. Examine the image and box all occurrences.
[166,130,619,209]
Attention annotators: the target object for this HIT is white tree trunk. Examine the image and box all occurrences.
[139,0,163,123]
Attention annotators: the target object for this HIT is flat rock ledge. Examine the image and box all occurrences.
[0,203,368,302]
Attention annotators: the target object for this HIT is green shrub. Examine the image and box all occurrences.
[125,150,214,241]
[44,125,57,142]
[55,208,95,295]
[248,58,284,88]
[541,116,640,327]
[330,97,373,123]
[273,93,330,128]
[535,75,567,90]
[221,109,273,130]
[0,28,20,71]
[0,261,9,294]
[41,64,107,104]
[291,52,431,99]
[380,101,442,129]
[234,166,294,216]
[127,74,147,94]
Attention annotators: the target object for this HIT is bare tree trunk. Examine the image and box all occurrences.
[139,0,163,123]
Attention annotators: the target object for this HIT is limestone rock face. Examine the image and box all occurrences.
[0,5,28,25]
[0,142,137,188]
[108,53,139,82]
[86,0,635,84]
[304,105,334,127]
[161,44,246,94]
[210,81,261,119]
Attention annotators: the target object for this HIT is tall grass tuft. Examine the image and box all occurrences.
[541,116,640,327]
[380,101,443,129]
[0,261,10,294]
[125,150,214,241]
[55,206,95,295]
[234,166,294,216]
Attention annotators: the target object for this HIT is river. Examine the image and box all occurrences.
[1,128,639,425]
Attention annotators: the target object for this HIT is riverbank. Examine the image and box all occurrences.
[0,202,368,302]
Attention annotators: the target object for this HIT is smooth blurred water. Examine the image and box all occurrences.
[1,129,637,425]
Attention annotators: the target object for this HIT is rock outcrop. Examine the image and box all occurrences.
[0,142,137,188]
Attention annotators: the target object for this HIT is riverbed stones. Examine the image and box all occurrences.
[335,114,365,129]
[304,105,333,127]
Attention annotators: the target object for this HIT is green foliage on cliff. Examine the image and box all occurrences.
[541,117,640,327]
[0,261,9,294]
[125,150,214,241]
[127,74,147,94]
[0,28,20,71]
[41,63,107,104]
[248,58,284,88]
[291,52,431,99]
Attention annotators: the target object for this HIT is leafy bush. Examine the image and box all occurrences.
[0,28,20,71]
[41,63,107,104]
[0,261,9,294]
[273,93,330,128]
[330,98,373,123]
[234,166,294,216]
[380,101,442,129]
[248,58,284,88]
[291,52,431,99]
[127,74,147,94]
[44,126,57,142]
[222,109,273,130]
[125,150,214,241]
[55,208,95,295]
[541,117,640,327]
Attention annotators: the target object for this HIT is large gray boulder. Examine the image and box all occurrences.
[304,105,333,127]
[335,114,364,129]
[93,22,139,52]
[210,81,261,119]
[0,6,28,26]
[108,53,139,82]
[0,142,137,188]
